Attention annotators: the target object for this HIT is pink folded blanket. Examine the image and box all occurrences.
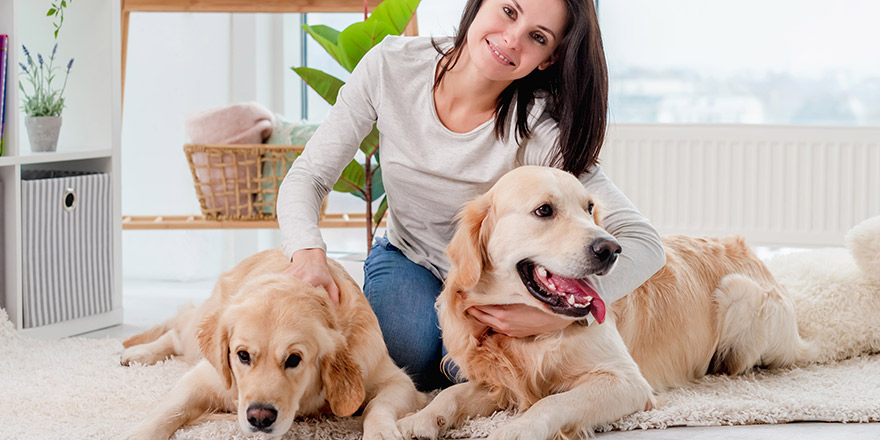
[185,102,275,217]
[185,102,275,145]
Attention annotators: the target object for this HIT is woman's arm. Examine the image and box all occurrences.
[276,43,385,259]
[276,42,387,303]
[578,165,667,307]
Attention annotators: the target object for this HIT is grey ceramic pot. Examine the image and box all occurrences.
[25,116,63,153]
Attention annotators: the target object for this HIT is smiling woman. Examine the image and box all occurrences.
[277,0,665,391]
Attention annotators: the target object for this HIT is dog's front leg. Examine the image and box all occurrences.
[124,361,233,440]
[397,381,499,440]
[488,370,653,440]
[361,368,427,440]
[120,329,183,366]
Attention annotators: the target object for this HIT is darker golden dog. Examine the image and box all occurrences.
[398,166,816,439]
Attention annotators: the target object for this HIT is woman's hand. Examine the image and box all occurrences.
[284,248,340,306]
[466,303,572,337]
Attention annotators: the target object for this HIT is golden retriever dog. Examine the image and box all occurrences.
[397,166,817,439]
[120,249,425,440]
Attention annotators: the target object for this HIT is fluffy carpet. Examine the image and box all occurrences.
[2,227,880,438]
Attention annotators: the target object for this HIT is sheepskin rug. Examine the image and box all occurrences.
[1,218,879,439]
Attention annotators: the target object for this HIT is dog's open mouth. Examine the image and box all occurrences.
[516,260,606,323]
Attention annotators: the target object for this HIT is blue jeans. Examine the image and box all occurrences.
[363,237,455,391]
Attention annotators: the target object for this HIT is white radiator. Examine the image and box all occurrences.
[599,124,880,247]
[21,171,113,329]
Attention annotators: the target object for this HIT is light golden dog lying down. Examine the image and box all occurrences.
[120,250,425,440]
[398,166,821,440]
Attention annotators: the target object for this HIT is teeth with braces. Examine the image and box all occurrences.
[488,40,513,65]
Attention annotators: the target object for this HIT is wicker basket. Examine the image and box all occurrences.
[184,144,326,221]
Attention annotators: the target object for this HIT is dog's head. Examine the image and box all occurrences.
[197,274,365,437]
[445,166,620,323]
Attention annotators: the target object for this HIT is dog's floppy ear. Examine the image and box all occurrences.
[446,194,492,291]
[198,310,234,389]
[320,343,365,417]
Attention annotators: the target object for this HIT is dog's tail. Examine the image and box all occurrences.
[846,215,880,282]
[711,274,817,374]
[122,323,171,348]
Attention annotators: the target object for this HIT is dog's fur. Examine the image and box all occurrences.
[397,166,824,440]
[121,250,425,440]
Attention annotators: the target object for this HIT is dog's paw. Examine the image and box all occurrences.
[396,411,444,440]
[363,418,404,440]
[120,345,166,366]
[487,419,551,440]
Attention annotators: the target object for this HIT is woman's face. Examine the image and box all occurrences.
[465,0,568,83]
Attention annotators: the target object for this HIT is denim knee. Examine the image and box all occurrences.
[363,237,452,390]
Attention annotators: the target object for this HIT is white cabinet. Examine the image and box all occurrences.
[0,0,122,337]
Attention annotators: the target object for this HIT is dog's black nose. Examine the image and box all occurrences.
[591,238,622,266]
[247,403,277,430]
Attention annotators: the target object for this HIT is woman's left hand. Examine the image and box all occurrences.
[467,304,573,337]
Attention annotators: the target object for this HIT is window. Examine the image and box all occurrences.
[600,0,880,125]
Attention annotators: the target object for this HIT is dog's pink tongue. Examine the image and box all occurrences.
[550,276,606,324]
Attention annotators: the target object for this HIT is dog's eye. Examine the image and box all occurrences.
[534,204,554,218]
[237,350,251,365]
[587,202,595,215]
[285,354,301,369]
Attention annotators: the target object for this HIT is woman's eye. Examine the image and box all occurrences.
[534,204,554,218]
[285,354,302,369]
[503,5,515,18]
[587,202,595,215]
[237,350,251,365]
[532,33,547,45]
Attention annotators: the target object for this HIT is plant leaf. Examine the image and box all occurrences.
[47,8,57,16]
[373,196,388,225]
[333,159,366,196]
[302,24,348,67]
[359,126,379,156]
[291,67,344,106]
[334,0,421,69]
[369,164,385,201]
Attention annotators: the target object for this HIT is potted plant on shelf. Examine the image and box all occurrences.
[18,1,74,153]
[293,0,419,253]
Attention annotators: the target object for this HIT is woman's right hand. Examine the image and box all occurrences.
[284,248,340,306]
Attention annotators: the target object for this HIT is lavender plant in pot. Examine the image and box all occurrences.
[19,1,74,153]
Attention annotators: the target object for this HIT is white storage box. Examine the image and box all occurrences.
[21,171,113,329]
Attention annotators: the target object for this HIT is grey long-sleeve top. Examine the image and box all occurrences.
[277,36,665,308]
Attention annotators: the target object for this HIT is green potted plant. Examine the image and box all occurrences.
[293,0,419,252]
[18,1,74,153]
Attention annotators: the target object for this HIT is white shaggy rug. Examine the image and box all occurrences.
[2,308,879,439]
[2,238,880,439]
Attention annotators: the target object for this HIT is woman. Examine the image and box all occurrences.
[278,0,665,391]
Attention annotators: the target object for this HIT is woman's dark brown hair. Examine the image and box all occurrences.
[433,0,608,176]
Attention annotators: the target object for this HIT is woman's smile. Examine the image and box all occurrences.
[486,39,515,66]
